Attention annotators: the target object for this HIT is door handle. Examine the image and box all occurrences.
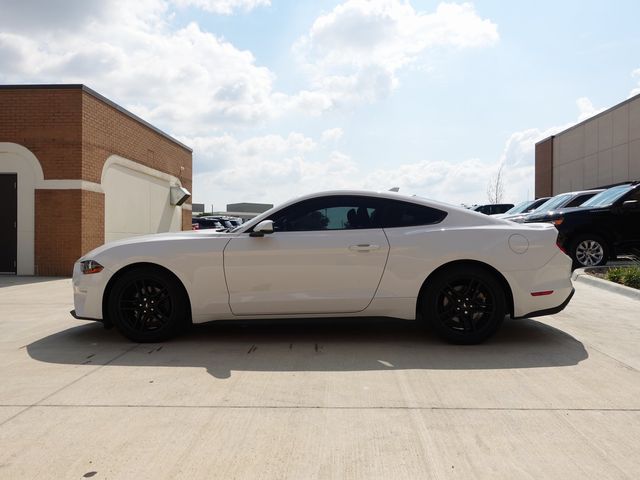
[349,244,380,252]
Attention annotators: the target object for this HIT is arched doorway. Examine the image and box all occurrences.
[0,143,44,275]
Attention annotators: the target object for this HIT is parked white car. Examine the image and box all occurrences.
[72,190,574,344]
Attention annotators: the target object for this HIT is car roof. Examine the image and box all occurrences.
[560,189,604,196]
[237,189,508,233]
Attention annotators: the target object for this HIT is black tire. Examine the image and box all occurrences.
[421,265,506,344]
[570,234,609,268]
[107,266,189,342]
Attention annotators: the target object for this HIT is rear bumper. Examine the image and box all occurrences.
[504,249,574,317]
[515,287,575,319]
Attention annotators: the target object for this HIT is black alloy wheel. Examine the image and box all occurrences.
[107,267,188,342]
[422,265,506,344]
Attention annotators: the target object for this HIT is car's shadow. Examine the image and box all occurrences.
[27,317,588,379]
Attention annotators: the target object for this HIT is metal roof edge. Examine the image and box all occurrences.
[536,91,640,145]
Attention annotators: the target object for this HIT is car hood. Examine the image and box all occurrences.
[79,230,232,262]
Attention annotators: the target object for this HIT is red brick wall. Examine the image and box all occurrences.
[182,209,193,231]
[35,190,82,276]
[81,190,105,259]
[81,91,192,198]
[0,88,83,179]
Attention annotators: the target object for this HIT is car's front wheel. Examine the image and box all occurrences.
[421,265,506,344]
[107,266,189,342]
[570,234,609,268]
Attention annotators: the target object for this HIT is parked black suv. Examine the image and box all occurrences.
[524,182,640,267]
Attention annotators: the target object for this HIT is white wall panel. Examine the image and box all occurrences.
[551,94,640,194]
[630,98,640,142]
[103,162,182,243]
[612,104,629,147]
[584,120,598,156]
[630,139,640,180]
[597,113,613,152]
[612,144,629,183]
[597,149,613,186]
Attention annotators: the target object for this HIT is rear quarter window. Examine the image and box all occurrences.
[382,200,447,228]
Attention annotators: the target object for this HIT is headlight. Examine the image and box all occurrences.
[80,260,104,274]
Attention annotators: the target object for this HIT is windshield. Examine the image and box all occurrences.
[504,200,534,215]
[580,184,634,207]
[532,193,572,212]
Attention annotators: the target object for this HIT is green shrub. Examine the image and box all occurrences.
[606,266,640,290]
[624,268,640,289]
[606,267,625,284]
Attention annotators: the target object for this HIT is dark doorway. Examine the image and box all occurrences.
[0,174,17,274]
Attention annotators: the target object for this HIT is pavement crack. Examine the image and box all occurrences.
[1,404,639,412]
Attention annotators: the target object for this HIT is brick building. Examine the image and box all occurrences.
[0,85,193,276]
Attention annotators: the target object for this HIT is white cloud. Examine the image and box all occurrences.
[321,127,344,142]
[190,95,607,209]
[0,0,501,132]
[576,96,606,121]
[190,132,358,208]
[0,0,280,135]
[190,131,529,208]
[185,132,316,173]
[171,0,270,15]
[291,1,498,112]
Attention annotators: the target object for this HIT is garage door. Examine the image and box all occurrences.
[102,164,182,243]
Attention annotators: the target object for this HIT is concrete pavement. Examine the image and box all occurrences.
[0,277,638,479]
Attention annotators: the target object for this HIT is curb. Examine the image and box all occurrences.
[572,268,640,301]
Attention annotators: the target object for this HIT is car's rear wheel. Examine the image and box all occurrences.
[570,234,609,268]
[421,265,506,344]
[107,266,189,342]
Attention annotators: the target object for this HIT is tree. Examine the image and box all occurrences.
[487,163,505,204]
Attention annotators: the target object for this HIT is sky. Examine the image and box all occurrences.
[1,0,639,210]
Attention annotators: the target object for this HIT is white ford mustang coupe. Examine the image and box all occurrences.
[72,190,574,344]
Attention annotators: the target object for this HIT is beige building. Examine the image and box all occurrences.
[535,92,640,197]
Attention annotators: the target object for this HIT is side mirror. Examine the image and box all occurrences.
[249,220,274,237]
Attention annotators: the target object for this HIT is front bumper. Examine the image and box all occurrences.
[72,261,111,320]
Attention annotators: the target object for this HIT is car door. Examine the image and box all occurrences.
[614,187,640,249]
[223,195,390,315]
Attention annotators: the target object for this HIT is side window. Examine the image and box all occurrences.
[381,199,447,228]
[269,196,382,232]
[626,188,640,202]
[567,193,594,207]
